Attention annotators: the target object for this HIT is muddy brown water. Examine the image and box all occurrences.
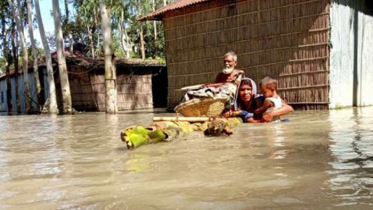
[0,108,373,209]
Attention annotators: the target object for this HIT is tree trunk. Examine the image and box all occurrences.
[27,0,42,110]
[140,24,145,60]
[87,25,95,58]
[9,0,32,113]
[164,0,167,6]
[137,1,145,60]
[69,33,73,54]
[99,0,117,114]
[153,0,157,40]
[124,29,131,58]
[11,21,21,113]
[35,0,58,114]
[64,0,69,23]
[64,0,73,55]
[119,9,130,58]
[2,15,13,114]
[52,0,72,113]
[94,6,99,57]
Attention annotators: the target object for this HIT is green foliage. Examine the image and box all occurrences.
[1,0,174,62]
[0,57,5,75]
[67,0,169,59]
[124,0,167,59]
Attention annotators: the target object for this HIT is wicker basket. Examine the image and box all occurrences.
[174,97,229,117]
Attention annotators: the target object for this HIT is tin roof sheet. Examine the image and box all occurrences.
[139,0,210,21]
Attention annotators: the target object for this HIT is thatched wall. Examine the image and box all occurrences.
[68,66,99,111]
[68,66,154,111]
[164,0,330,109]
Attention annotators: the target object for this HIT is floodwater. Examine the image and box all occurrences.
[0,108,373,210]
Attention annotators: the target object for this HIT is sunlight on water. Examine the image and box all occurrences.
[0,108,373,209]
[327,108,373,207]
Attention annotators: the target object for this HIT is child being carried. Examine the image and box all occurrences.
[254,77,283,122]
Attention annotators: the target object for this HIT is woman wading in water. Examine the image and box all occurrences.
[223,78,293,122]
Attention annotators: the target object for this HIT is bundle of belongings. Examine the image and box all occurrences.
[175,73,243,117]
[183,74,242,108]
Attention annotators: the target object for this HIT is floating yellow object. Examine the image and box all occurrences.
[120,117,243,150]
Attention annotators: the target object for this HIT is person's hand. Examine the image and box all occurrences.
[262,112,274,122]
[222,110,232,118]
[246,117,260,123]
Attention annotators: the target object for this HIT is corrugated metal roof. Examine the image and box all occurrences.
[139,0,210,21]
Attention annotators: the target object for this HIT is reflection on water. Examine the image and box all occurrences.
[328,108,373,207]
[0,108,372,209]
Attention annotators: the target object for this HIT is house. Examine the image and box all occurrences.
[60,57,167,111]
[141,0,373,109]
[0,46,167,113]
[0,68,39,113]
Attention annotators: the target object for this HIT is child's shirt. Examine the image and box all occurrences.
[264,96,283,121]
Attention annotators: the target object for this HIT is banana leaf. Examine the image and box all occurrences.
[120,117,243,150]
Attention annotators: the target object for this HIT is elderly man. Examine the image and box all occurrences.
[181,51,244,108]
[207,51,244,87]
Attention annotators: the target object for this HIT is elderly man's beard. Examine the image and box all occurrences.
[222,66,234,74]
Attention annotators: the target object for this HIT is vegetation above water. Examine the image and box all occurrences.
[0,0,174,114]
[121,118,243,150]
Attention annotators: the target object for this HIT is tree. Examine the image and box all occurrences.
[153,0,157,40]
[27,0,42,108]
[53,0,72,113]
[35,0,58,113]
[99,0,117,113]
[63,0,74,54]
[69,0,168,60]
[9,0,32,113]
[44,32,57,52]
[11,15,21,113]
[0,58,5,75]
[1,0,13,114]
[113,2,131,58]
[71,0,101,58]
[137,1,146,60]
[125,0,166,60]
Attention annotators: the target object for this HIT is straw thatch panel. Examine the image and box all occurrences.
[164,0,330,109]
[65,59,163,111]
[68,66,98,111]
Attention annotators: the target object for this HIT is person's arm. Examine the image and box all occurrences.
[221,109,255,122]
[262,100,293,122]
[254,99,273,115]
[246,117,261,123]
[204,73,224,88]
[206,82,224,88]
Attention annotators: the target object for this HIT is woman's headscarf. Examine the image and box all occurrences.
[236,77,258,110]
[243,78,257,96]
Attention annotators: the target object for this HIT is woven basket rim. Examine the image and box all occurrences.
[174,96,229,112]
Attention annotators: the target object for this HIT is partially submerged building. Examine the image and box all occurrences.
[141,0,373,109]
[0,48,167,113]
[62,57,167,111]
